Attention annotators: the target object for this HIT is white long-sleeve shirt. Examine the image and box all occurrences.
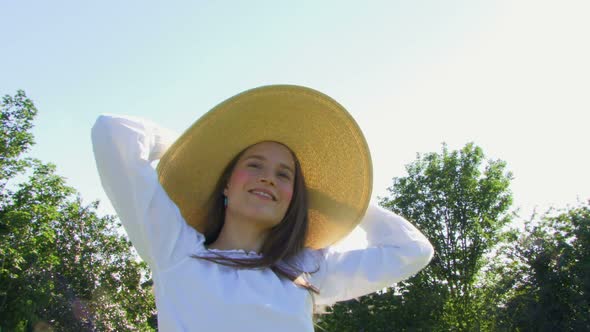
[91,114,434,331]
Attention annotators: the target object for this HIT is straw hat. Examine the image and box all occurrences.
[156,85,372,249]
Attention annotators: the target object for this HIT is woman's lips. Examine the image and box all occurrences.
[249,190,275,201]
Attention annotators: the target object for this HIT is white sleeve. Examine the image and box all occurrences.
[91,114,205,271]
[309,204,434,306]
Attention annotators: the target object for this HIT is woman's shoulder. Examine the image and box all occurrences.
[281,248,326,274]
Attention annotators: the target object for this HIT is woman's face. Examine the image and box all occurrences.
[223,141,296,229]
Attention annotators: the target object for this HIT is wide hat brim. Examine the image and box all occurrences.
[156,85,372,249]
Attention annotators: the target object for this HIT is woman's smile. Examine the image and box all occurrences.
[249,188,276,201]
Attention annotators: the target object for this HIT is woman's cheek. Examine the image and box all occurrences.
[282,186,293,203]
[230,168,251,186]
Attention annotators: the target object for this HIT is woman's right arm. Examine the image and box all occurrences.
[91,114,204,271]
[307,204,434,306]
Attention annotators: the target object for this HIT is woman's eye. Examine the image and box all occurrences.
[247,163,261,169]
[278,172,291,180]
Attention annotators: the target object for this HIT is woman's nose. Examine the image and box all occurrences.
[259,175,275,186]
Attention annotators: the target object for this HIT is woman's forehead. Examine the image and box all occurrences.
[241,142,295,166]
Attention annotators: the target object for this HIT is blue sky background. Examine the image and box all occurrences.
[2,1,589,245]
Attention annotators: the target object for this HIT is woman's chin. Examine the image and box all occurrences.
[243,210,284,228]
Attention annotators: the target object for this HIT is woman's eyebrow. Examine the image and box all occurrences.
[244,155,294,174]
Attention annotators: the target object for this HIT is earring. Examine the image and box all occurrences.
[223,196,228,207]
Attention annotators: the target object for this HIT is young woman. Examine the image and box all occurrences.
[92,85,434,331]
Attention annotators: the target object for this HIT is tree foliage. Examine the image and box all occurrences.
[317,143,514,331]
[488,203,590,331]
[382,143,513,330]
[0,90,37,197]
[0,91,156,331]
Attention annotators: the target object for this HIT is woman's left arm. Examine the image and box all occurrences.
[309,203,434,306]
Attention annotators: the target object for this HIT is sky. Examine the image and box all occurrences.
[1,1,589,248]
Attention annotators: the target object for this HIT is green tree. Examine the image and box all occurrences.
[315,290,403,332]
[0,91,156,331]
[317,143,513,331]
[382,143,512,331]
[490,203,590,331]
[0,90,37,199]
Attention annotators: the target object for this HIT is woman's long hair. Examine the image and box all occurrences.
[192,142,319,294]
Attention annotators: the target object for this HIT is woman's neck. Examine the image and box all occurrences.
[207,215,269,253]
